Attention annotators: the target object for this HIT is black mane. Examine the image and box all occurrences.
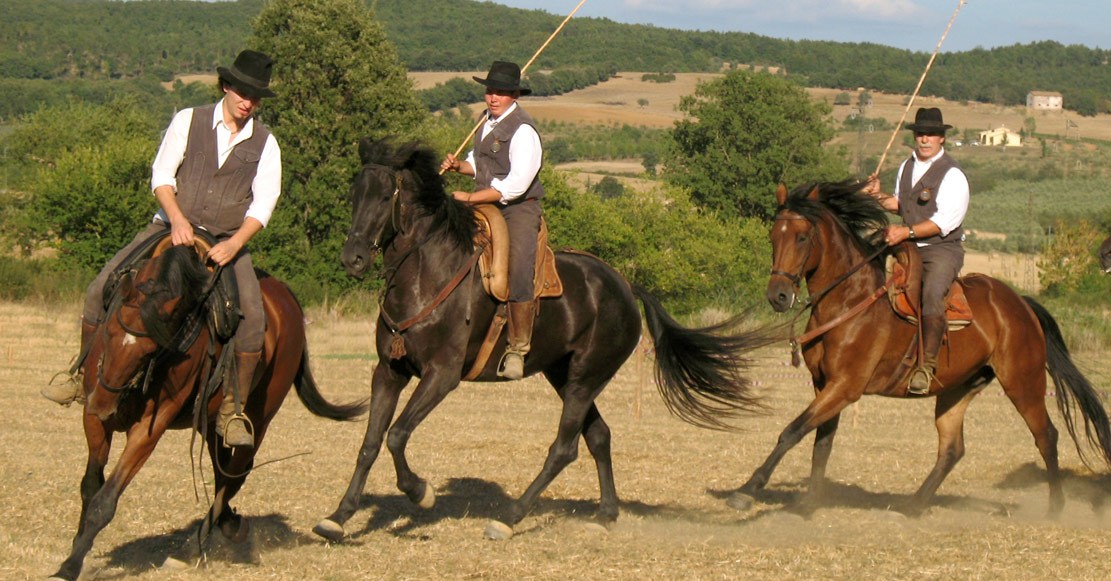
[137,245,208,350]
[780,179,889,256]
[359,138,477,251]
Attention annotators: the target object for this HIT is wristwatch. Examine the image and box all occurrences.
[907,226,916,240]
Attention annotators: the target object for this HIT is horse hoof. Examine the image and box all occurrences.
[224,516,251,544]
[416,482,436,510]
[313,518,346,542]
[726,492,756,511]
[161,556,191,571]
[484,520,514,541]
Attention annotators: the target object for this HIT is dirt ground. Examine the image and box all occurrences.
[4,299,1111,580]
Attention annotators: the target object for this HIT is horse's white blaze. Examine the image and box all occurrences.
[122,333,137,346]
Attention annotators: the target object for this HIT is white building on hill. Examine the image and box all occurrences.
[1026,91,1063,111]
[979,126,1023,147]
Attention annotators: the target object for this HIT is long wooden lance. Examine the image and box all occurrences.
[440,0,589,175]
[873,0,967,176]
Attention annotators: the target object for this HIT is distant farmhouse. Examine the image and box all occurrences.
[979,126,1022,147]
[1026,91,1063,111]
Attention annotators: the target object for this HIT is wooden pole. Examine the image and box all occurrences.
[440,0,589,175]
[873,0,967,177]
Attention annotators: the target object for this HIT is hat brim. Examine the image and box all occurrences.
[905,122,952,133]
[218,66,276,99]
[472,76,531,96]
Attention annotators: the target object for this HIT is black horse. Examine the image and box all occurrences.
[1100,234,1111,273]
[314,138,772,541]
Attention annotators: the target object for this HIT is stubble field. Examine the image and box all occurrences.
[3,299,1111,580]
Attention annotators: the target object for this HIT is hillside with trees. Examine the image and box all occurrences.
[2,0,1110,117]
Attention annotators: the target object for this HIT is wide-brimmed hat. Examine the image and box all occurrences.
[472,61,531,96]
[217,50,276,100]
[905,107,952,134]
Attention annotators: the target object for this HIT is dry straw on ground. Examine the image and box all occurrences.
[3,300,1111,580]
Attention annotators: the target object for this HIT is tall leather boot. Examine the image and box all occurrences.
[908,315,946,395]
[217,350,260,448]
[499,301,536,380]
[42,319,97,406]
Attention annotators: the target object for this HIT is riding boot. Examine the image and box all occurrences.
[908,315,946,395]
[217,350,260,448]
[42,319,98,406]
[499,301,536,380]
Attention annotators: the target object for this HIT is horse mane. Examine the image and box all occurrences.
[137,245,209,350]
[360,138,477,251]
[781,179,888,257]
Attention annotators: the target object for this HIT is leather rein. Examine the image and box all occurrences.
[772,212,892,366]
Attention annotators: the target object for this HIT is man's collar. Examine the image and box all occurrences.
[212,98,254,135]
[488,102,519,125]
[914,147,945,164]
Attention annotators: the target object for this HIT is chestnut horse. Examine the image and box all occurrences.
[51,232,367,581]
[314,139,770,541]
[728,181,1111,516]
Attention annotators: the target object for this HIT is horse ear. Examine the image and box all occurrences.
[807,185,821,200]
[358,137,374,165]
[775,183,788,206]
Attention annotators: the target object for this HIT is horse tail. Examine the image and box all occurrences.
[632,284,776,431]
[1024,296,1111,470]
[293,347,370,421]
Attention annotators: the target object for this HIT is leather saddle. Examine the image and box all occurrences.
[103,227,242,343]
[885,242,972,330]
[472,204,563,302]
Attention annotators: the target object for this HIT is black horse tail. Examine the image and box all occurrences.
[632,284,777,431]
[293,348,370,421]
[1024,296,1111,470]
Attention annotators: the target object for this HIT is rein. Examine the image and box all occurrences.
[773,211,891,366]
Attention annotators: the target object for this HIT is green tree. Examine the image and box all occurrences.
[664,70,849,220]
[248,0,430,299]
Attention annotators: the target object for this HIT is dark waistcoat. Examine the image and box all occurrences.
[174,103,271,236]
[474,106,545,202]
[897,152,964,245]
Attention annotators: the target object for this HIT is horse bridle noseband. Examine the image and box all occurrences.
[348,164,406,256]
[769,211,821,295]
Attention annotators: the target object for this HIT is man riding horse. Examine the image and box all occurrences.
[440,61,544,380]
[865,107,970,395]
[43,50,283,449]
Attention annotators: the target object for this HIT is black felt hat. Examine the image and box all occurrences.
[217,50,276,99]
[472,61,531,96]
[905,107,952,134]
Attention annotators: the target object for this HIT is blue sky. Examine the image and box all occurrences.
[488,0,1109,52]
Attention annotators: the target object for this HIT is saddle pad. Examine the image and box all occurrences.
[473,204,563,302]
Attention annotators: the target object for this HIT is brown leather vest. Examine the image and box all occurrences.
[174,103,271,236]
[474,105,545,202]
[897,152,964,245]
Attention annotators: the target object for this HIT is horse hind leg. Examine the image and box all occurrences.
[996,371,1063,515]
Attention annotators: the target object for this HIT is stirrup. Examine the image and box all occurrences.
[497,351,526,380]
[907,367,936,395]
[220,413,255,448]
[42,371,85,406]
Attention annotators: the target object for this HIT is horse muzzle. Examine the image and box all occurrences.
[766,277,797,313]
[341,239,380,278]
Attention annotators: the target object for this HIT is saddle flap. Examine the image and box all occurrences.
[886,243,972,330]
[473,204,563,302]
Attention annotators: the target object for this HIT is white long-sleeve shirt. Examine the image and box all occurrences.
[150,99,282,227]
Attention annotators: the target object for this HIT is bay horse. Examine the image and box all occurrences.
[314,138,770,541]
[50,231,367,581]
[727,181,1111,517]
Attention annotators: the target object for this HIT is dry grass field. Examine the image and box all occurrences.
[4,299,1111,580]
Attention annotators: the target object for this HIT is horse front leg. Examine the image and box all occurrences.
[51,413,170,581]
[314,363,409,542]
[75,413,112,537]
[793,412,841,516]
[728,390,850,512]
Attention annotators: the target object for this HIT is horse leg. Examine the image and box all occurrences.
[581,404,619,524]
[998,377,1063,515]
[904,384,981,516]
[51,414,171,581]
[314,363,408,542]
[385,370,461,509]
[792,413,842,516]
[728,390,851,511]
[75,414,112,537]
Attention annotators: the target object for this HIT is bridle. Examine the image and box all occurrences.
[347,164,406,257]
[769,211,821,299]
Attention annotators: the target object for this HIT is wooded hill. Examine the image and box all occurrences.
[2,0,1110,115]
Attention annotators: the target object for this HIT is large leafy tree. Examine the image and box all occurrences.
[665,70,849,221]
[248,0,430,299]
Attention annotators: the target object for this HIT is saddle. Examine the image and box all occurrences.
[472,204,563,302]
[102,227,242,343]
[885,242,972,330]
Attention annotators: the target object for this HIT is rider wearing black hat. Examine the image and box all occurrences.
[865,107,970,395]
[45,50,283,448]
[441,61,544,380]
